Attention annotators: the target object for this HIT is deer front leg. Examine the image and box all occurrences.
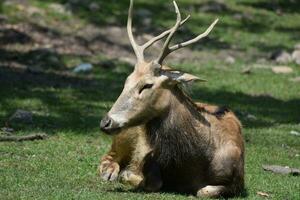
[120,153,162,192]
[98,153,120,181]
[119,133,162,192]
[122,152,163,192]
[99,126,147,182]
[197,185,228,198]
[119,169,144,187]
[98,128,137,181]
[118,141,148,187]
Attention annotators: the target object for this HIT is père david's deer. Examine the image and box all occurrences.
[99,0,244,198]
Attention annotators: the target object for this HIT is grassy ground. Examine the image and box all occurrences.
[0,0,300,199]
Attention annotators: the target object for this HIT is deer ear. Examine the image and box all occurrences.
[160,70,206,84]
[176,72,206,83]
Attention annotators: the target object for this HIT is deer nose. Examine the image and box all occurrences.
[100,115,113,131]
[100,115,120,134]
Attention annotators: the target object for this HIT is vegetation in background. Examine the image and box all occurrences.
[0,0,299,199]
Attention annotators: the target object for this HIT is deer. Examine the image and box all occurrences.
[98,0,244,198]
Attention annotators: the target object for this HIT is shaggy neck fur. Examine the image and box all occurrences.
[146,86,214,169]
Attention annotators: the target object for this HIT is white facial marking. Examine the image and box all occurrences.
[109,113,128,126]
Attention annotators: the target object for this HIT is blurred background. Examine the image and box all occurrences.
[0,0,299,199]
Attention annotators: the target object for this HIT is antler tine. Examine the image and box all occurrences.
[142,15,190,51]
[169,19,219,52]
[127,0,144,62]
[156,1,182,65]
[127,0,192,64]
[127,0,216,65]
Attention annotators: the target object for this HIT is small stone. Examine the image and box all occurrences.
[27,5,44,15]
[233,13,242,20]
[0,15,8,23]
[199,1,228,13]
[89,2,100,12]
[27,66,44,74]
[1,127,14,133]
[241,67,251,74]
[252,64,272,69]
[142,18,152,27]
[291,50,300,65]
[256,58,268,64]
[68,0,80,4]
[246,114,257,120]
[9,110,33,124]
[73,63,93,73]
[233,13,253,21]
[136,9,152,18]
[290,130,300,136]
[262,164,300,176]
[49,3,69,14]
[270,50,292,64]
[0,127,14,135]
[294,43,300,50]
[48,55,60,65]
[225,56,235,64]
[99,60,115,69]
[272,66,293,74]
[236,111,257,120]
[290,76,300,82]
[257,191,270,198]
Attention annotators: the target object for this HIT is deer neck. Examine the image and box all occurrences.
[146,86,213,168]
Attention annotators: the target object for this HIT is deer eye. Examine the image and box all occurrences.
[139,84,153,94]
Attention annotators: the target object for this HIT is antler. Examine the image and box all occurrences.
[127,0,218,65]
[156,1,182,64]
[156,1,218,65]
[127,0,190,63]
[127,0,143,62]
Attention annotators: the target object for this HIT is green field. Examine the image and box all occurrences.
[0,0,299,199]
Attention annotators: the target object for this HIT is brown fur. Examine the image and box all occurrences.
[99,88,244,197]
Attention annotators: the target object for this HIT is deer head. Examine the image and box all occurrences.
[100,0,218,134]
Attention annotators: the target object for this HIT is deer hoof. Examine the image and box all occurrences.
[197,185,226,198]
[98,159,120,181]
[119,170,143,187]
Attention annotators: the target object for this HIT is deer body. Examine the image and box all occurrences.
[99,0,244,198]
[145,86,244,196]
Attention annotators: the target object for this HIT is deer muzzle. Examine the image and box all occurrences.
[100,114,121,134]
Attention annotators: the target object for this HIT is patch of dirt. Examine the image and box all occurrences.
[0,0,242,71]
[0,22,92,55]
[0,19,218,69]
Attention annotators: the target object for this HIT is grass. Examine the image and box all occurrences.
[0,0,300,199]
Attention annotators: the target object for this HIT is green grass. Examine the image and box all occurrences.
[1,0,300,199]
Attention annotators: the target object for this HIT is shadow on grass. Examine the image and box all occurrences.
[0,28,32,45]
[0,22,90,71]
[2,0,298,62]
[106,186,249,198]
[49,0,232,51]
[192,88,300,128]
[250,41,292,54]
[0,65,299,135]
[0,0,299,135]
[275,26,300,41]
[240,0,300,14]
[0,65,128,134]
[0,49,68,70]
[30,0,297,53]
